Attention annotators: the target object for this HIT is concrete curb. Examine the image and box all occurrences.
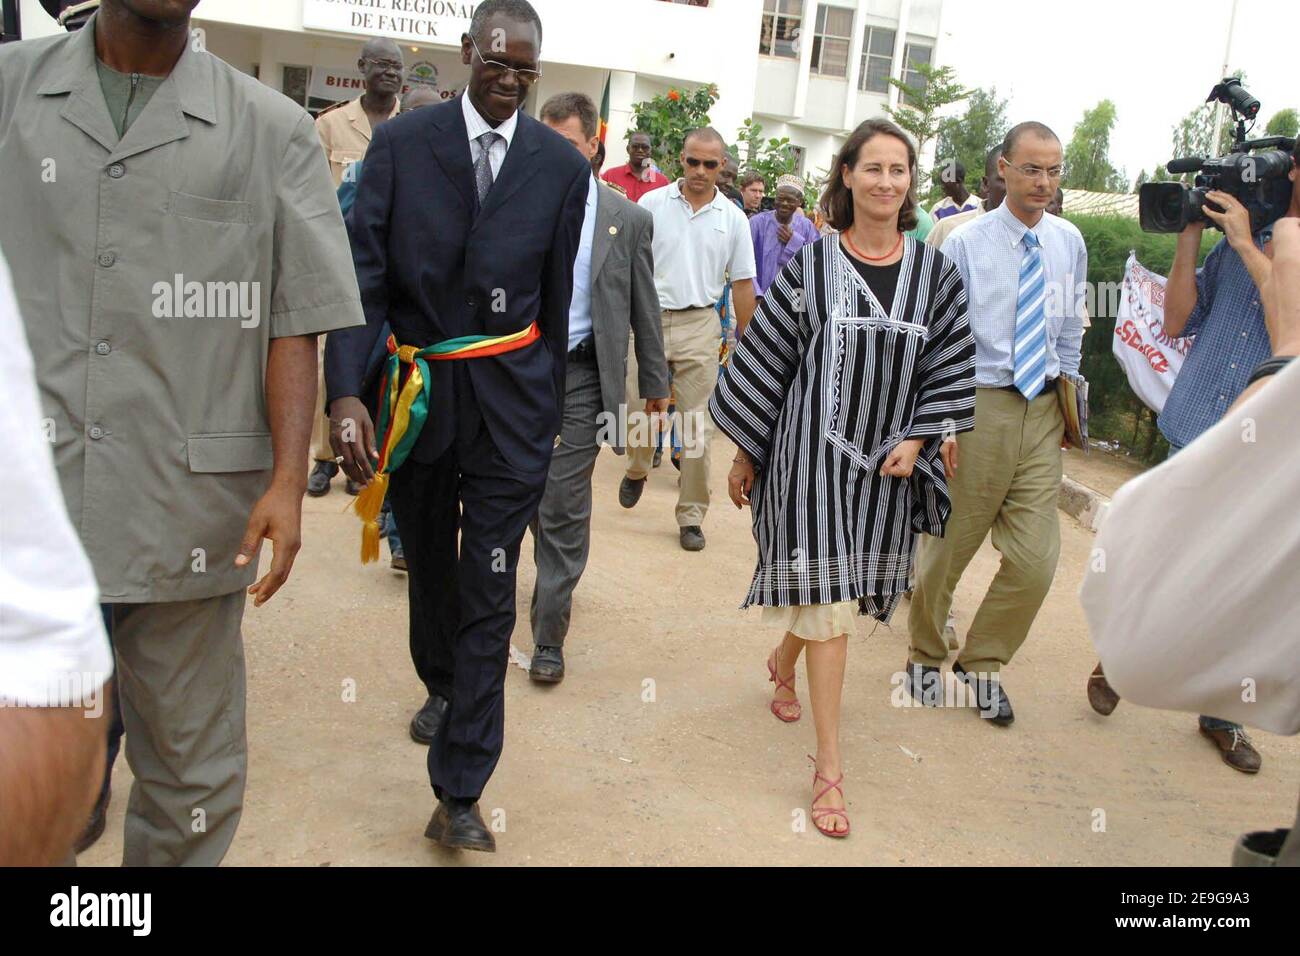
[1059,476,1110,532]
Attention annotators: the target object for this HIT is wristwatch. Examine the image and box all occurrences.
[1246,355,1294,388]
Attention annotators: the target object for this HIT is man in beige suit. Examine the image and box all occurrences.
[307,38,404,497]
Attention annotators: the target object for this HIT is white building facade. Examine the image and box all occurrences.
[15,0,944,176]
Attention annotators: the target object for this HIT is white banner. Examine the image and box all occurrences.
[1112,253,1192,415]
[302,0,477,46]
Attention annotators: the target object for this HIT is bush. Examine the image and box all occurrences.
[1067,214,1219,465]
[629,84,718,182]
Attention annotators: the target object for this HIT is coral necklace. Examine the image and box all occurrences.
[843,228,902,262]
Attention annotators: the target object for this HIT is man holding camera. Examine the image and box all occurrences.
[1090,139,1300,773]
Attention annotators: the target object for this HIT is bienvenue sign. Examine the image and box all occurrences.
[302,0,479,45]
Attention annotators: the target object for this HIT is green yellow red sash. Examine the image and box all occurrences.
[352,322,542,562]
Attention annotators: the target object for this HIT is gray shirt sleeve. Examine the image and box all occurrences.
[269,113,366,338]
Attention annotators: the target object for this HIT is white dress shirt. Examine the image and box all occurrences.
[461,91,517,180]
[0,251,112,706]
[568,175,599,351]
[637,180,757,311]
[942,202,1087,387]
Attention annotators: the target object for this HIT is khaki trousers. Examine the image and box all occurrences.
[909,386,1065,673]
[107,591,247,866]
[625,306,720,528]
[310,337,334,462]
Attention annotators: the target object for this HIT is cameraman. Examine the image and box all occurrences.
[1137,139,1300,773]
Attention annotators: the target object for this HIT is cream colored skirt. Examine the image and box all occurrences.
[760,601,859,642]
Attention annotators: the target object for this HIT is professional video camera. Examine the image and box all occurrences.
[1139,77,1296,234]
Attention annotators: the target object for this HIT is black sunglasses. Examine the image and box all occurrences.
[685,157,720,170]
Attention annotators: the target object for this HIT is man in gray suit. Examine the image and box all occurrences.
[531,93,670,682]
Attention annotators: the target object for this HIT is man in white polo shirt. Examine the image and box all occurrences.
[619,127,757,552]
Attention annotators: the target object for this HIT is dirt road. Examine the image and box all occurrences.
[82,442,1299,866]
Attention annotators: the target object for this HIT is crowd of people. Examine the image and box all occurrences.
[0,0,1296,865]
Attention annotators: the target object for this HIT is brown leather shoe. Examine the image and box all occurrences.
[1087,663,1120,716]
[1200,725,1262,774]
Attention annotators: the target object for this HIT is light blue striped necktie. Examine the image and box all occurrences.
[1013,229,1047,400]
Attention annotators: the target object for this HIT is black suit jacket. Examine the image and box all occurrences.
[325,95,590,474]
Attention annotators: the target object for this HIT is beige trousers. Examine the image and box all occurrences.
[311,337,334,462]
[625,306,720,528]
[109,591,247,866]
[909,386,1065,673]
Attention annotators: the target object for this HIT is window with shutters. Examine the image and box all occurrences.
[810,5,854,78]
[759,0,803,59]
[857,26,896,93]
[900,42,933,105]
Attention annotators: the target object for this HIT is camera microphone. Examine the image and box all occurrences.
[1166,157,1205,174]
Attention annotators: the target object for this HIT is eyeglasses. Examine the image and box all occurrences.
[1005,161,1065,181]
[684,157,720,170]
[364,59,405,73]
[469,35,542,86]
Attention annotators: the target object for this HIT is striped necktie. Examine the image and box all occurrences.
[1013,229,1047,400]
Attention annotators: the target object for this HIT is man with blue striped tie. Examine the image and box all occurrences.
[906,122,1087,726]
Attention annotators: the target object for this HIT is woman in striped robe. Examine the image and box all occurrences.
[709,119,976,837]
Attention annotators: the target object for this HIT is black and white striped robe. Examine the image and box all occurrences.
[709,235,976,621]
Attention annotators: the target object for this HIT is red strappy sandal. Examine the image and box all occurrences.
[808,755,850,838]
[766,646,802,723]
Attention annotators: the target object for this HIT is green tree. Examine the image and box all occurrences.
[934,86,1009,193]
[1170,103,1234,173]
[629,83,719,181]
[884,61,970,195]
[1166,71,1245,180]
[735,117,798,193]
[1062,99,1128,193]
[804,167,831,212]
[1265,108,1299,138]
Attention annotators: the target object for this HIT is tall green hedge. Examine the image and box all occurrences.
[1065,214,1219,464]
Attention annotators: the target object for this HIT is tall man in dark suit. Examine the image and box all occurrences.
[527,93,671,684]
[325,0,590,852]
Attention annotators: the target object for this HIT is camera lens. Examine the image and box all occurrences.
[1139,183,1192,233]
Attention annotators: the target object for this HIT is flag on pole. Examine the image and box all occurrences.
[599,73,611,143]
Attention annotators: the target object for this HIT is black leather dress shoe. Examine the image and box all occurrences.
[530,645,564,683]
[953,661,1014,725]
[408,694,450,745]
[904,660,942,706]
[306,460,337,497]
[424,799,496,852]
[619,476,646,509]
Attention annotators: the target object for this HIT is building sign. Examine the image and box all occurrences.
[302,0,479,45]
[307,65,467,104]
